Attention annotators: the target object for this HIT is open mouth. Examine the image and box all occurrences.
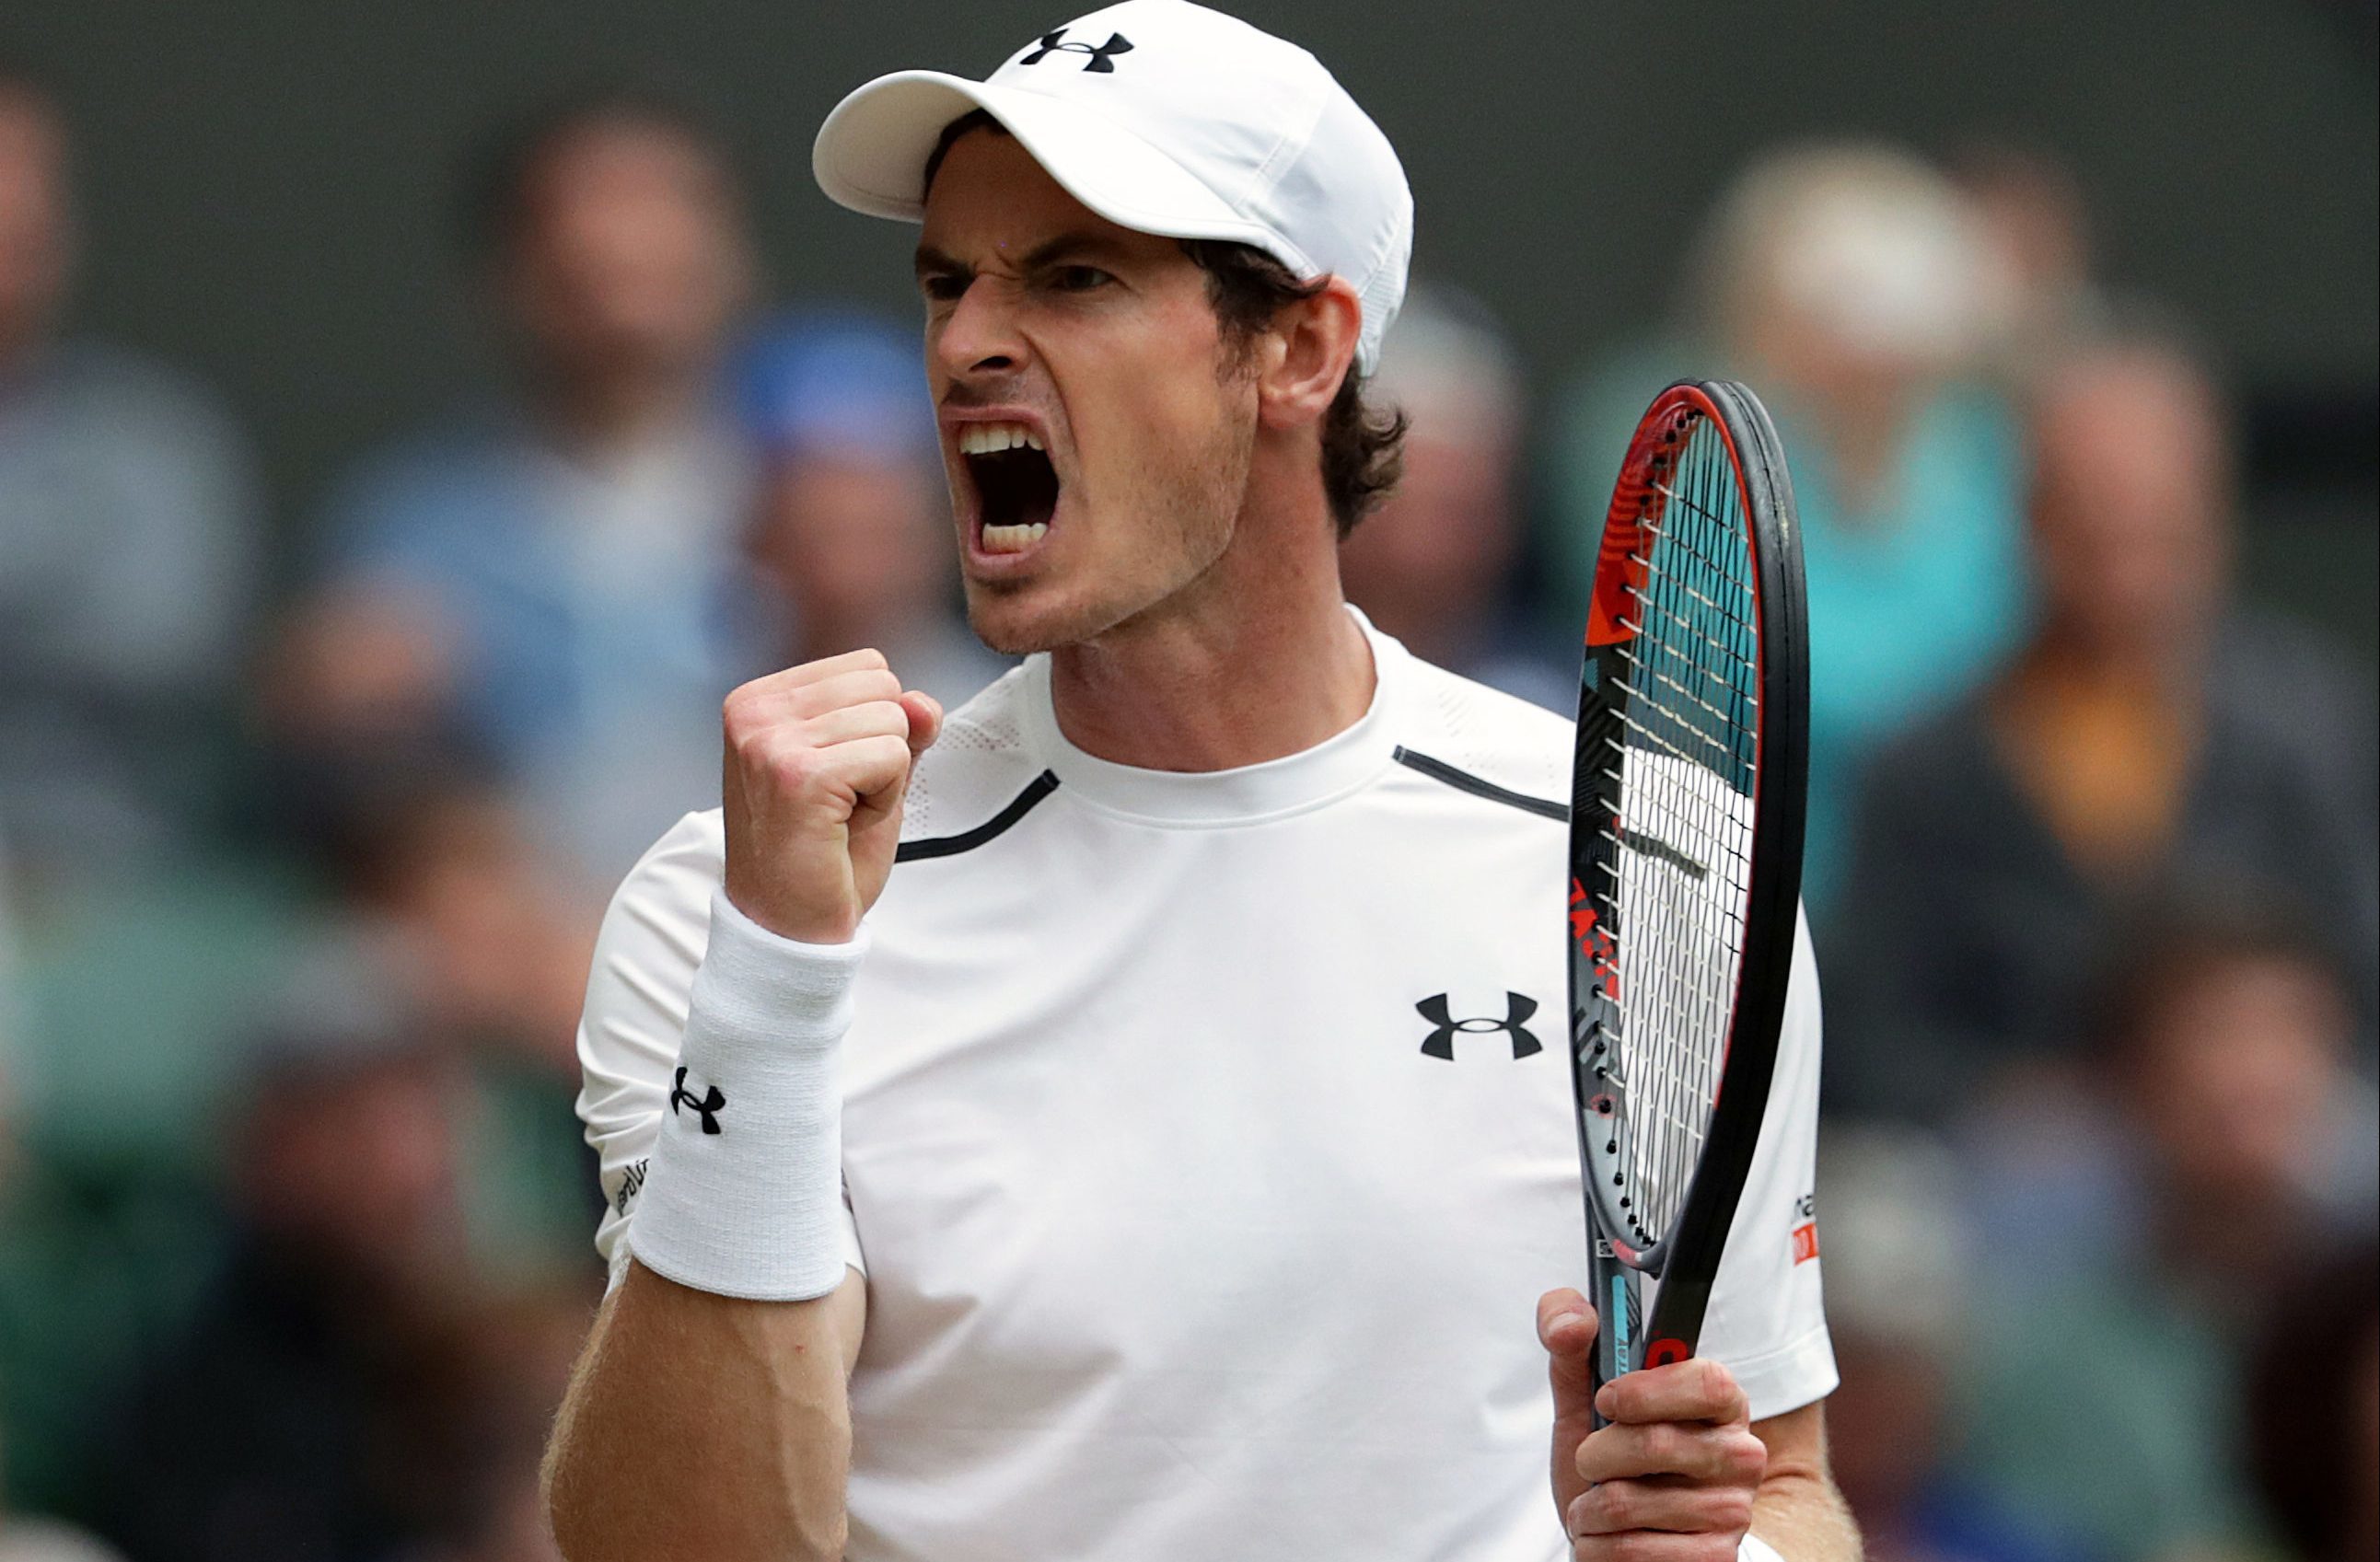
[959,422,1060,554]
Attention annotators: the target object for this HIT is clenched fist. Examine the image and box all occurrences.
[721,648,944,944]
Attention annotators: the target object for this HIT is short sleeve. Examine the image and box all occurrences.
[576,809,866,1290]
[1690,901,1837,1419]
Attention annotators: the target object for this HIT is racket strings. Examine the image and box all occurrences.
[1595,416,1760,1245]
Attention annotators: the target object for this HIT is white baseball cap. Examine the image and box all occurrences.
[812,0,1412,372]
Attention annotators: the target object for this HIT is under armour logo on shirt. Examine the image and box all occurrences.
[1417,992,1543,1060]
[670,1067,727,1134]
[1019,28,1134,72]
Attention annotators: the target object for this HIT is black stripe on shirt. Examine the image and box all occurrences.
[895,770,1062,862]
[1391,746,1570,823]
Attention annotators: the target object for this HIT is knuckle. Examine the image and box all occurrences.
[1636,1422,1682,1471]
[771,754,823,792]
[757,735,820,781]
[1589,1481,1637,1529]
[1724,1435,1769,1483]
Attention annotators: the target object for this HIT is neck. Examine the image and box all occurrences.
[2019,620,2203,698]
[1047,474,1374,772]
[530,359,705,452]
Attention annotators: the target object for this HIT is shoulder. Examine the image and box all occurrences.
[1860,687,1995,797]
[587,808,726,991]
[1392,652,1573,816]
[39,341,243,449]
[318,414,529,559]
[900,664,1052,849]
[2212,610,2374,756]
[587,666,1045,962]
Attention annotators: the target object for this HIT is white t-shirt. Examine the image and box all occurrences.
[576,611,1835,1562]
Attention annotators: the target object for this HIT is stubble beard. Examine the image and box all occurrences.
[962,407,1256,657]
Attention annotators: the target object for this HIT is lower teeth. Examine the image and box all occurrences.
[981,521,1048,553]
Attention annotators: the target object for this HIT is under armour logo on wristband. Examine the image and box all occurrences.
[1019,28,1134,71]
[1417,992,1543,1060]
[669,1067,727,1134]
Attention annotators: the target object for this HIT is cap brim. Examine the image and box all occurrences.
[812,71,1310,272]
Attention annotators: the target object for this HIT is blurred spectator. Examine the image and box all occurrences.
[737,310,1005,711]
[94,937,505,1562]
[332,781,603,1286]
[1340,286,1569,711]
[414,1287,586,1562]
[1548,144,2026,904]
[1956,910,2376,1562]
[2245,1238,2379,1562]
[1947,145,2106,387]
[0,65,260,888]
[266,84,767,888]
[1817,1128,2089,1562]
[1828,334,2379,1122]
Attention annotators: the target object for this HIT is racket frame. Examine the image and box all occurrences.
[1568,379,1809,1399]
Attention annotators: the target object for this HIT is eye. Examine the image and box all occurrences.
[920,273,969,304]
[1050,264,1114,293]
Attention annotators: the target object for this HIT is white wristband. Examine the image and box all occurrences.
[627,891,866,1302]
[1739,1535,1785,1562]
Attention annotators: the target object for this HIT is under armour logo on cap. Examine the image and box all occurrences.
[1019,27,1134,72]
[1417,992,1543,1060]
[669,1066,727,1134]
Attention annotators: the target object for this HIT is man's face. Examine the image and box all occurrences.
[753,450,946,633]
[916,131,1258,654]
[1339,422,1515,651]
[2028,355,2229,655]
[2129,955,2347,1210]
[504,121,749,385]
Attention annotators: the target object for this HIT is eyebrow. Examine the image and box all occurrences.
[913,243,967,283]
[912,230,1136,283]
[1016,231,1132,272]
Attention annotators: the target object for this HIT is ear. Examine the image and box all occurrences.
[1255,277,1364,433]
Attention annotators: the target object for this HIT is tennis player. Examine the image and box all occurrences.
[544,6,1857,1559]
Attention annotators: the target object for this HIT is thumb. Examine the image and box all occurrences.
[1538,1289,1600,1407]
[1539,1288,1602,1515]
[900,690,945,757]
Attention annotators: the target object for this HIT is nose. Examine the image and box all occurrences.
[934,277,1030,379]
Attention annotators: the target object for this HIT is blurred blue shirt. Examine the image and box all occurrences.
[317,403,768,884]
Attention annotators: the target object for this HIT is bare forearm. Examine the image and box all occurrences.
[1743,1403,1861,1562]
[1749,1458,1862,1562]
[544,1261,858,1562]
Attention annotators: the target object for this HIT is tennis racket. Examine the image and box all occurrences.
[1566,379,1808,1424]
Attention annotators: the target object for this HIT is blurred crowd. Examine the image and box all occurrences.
[0,56,2372,1562]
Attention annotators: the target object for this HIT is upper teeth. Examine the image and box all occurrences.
[958,422,1045,456]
